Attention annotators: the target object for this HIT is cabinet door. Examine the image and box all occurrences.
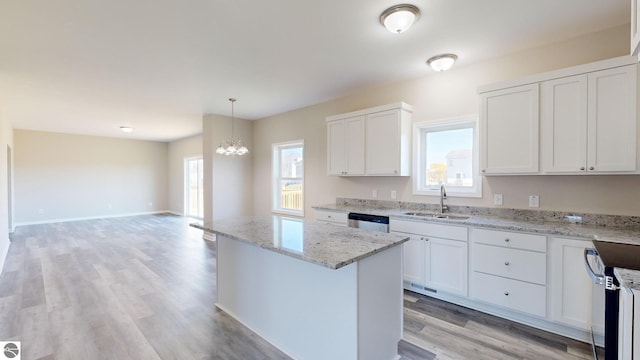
[587,65,637,172]
[327,120,346,175]
[327,117,365,176]
[366,109,401,175]
[345,116,365,175]
[549,237,601,331]
[632,0,640,57]
[427,237,468,297]
[401,234,427,285]
[540,75,588,173]
[480,84,539,174]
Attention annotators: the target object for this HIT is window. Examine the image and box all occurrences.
[272,140,304,216]
[185,157,204,218]
[413,116,481,198]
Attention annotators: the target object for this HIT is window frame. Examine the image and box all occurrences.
[272,140,305,217]
[184,155,204,219]
[412,116,482,198]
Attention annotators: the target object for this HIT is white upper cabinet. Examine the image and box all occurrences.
[540,75,589,173]
[632,0,640,57]
[587,66,637,172]
[481,56,638,176]
[541,66,637,173]
[480,84,539,174]
[327,115,365,176]
[326,102,412,176]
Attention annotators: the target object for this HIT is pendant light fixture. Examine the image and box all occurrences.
[216,98,249,156]
[426,54,458,72]
[380,4,420,34]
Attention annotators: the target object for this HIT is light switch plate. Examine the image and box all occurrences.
[529,195,539,208]
[391,190,397,199]
[494,194,503,206]
[372,189,378,198]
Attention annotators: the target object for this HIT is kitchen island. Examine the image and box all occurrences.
[197,216,409,360]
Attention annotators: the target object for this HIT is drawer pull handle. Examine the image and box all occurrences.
[504,292,509,296]
[504,238,510,243]
[504,261,510,266]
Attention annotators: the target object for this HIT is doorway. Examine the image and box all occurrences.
[185,157,204,219]
[7,145,12,238]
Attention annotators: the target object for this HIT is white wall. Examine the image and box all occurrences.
[168,134,202,215]
[203,114,253,222]
[0,101,14,272]
[14,130,169,225]
[252,25,640,217]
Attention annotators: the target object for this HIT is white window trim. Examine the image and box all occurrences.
[412,116,482,198]
[272,140,305,217]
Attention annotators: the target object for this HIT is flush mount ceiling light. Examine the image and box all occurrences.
[119,126,134,133]
[380,4,420,34]
[426,54,458,72]
[216,98,249,156]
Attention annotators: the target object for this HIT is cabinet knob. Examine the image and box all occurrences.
[328,215,332,218]
[580,167,585,171]
[589,166,595,171]
[504,238,510,243]
[482,169,486,173]
[504,292,510,296]
[504,261,510,266]
[394,170,397,174]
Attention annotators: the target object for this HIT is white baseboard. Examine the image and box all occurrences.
[14,210,175,228]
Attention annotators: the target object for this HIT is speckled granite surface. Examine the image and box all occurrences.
[193,216,408,270]
[315,198,640,287]
[615,269,640,291]
[315,200,640,246]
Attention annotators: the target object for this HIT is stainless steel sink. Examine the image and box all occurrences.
[402,211,470,220]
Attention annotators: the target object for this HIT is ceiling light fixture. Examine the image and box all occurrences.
[380,4,420,34]
[120,126,134,133]
[216,98,249,156]
[426,54,458,72]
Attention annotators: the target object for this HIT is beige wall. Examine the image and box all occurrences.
[168,134,202,215]
[0,101,14,271]
[14,130,168,224]
[253,25,640,217]
[203,114,252,222]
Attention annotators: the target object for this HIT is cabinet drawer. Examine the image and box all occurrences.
[390,219,467,241]
[473,244,546,285]
[471,272,546,318]
[472,228,546,252]
[315,210,348,225]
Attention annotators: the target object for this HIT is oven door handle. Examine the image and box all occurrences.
[584,248,605,285]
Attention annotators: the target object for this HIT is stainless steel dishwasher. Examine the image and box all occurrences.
[347,213,389,233]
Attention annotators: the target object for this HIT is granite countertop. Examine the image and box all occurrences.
[314,203,640,246]
[615,268,640,291]
[193,216,408,270]
[314,202,640,288]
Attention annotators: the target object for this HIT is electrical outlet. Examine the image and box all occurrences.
[494,194,503,206]
[148,202,153,207]
[38,209,44,214]
[529,195,539,208]
[391,190,397,200]
[372,189,378,198]
[108,203,112,209]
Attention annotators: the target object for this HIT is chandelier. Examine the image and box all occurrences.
[216,98,249,156]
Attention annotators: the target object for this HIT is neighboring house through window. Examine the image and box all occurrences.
[272,140,304,216]
[413,116,481,197]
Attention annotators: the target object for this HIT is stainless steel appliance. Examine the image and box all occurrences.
[347,213,389,233]
[585,241,640,359]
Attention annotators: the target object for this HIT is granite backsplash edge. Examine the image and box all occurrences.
[336,197,640,229]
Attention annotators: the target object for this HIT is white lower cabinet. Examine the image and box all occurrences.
[472,271,546,318]
[470,228,547,318]
[549,237,604,334]
[313,209,348,226]
[391,219,468,297]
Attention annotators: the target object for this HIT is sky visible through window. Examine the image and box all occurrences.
[425,127,473,187]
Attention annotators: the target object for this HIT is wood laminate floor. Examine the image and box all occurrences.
[0,215,598,359]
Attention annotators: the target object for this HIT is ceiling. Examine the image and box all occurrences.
[0,0,630,142]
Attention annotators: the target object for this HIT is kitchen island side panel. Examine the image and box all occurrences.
[216,235,359,360]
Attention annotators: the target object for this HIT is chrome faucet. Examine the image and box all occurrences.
[440,184,448,214]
